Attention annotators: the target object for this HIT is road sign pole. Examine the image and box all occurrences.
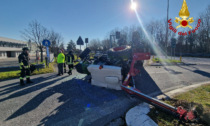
[174,47,175,60]
[110,35,112,48]
[47,47,50,62]
[42,39,51,65]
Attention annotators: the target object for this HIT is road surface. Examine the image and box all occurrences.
[0,57,36,67]
[0,57,210,126]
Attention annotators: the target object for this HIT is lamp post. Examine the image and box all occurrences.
[110,35,116,48]
[165,0,169,58]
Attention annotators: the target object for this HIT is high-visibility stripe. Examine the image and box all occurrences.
[70,57,72,64]
[20,66,22,69]
[25,66,29,68]
[26,76,30,78]
[67,63,73,65]
[66,56,73,65]
[20,77,23,79]
[20,62,23,65]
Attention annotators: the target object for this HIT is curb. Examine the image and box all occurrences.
[125,81,210,126]
[157,81,210,99]
[126,103,157,126]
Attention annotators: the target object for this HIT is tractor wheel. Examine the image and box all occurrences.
[79,48,91,60]
[107,45,132,60]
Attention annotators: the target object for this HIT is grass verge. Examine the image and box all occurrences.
[148,84,210,126]
[0,63,55,80]
[152,58,181,63]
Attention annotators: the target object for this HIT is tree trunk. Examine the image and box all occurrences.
[40,47,43,62]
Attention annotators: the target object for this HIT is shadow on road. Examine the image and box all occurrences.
[6,77,126,125]
[5,66,172,125]
[163,66,182,75]
[0,82,19,90]
[135,67,164,96]
[0,74,57,96]
[178,65,210,78]
[193,70,210,78]
[0,74,66,103]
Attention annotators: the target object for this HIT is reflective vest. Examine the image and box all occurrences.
[66,54,73,65]
[18,52,30,69]
[57,53,65,63]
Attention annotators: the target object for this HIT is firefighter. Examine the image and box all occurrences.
[57,49,65,76]
[18,47,33,85]
[65,50,75,75]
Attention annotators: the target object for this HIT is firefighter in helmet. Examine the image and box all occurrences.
[65,50,75,75]
[18,47,33,85]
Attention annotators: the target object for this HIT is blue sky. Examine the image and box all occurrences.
[0,0,209,47]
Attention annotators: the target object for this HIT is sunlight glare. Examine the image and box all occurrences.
[131,1,137,10]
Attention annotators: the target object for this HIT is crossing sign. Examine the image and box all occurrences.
[42,39,51,47]
[77,36,84,45]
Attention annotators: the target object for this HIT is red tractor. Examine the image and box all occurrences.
[75,45,196,122]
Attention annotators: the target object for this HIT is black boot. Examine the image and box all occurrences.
[26,78,33,84]
[20,79,25,86]
[68,71,72,75]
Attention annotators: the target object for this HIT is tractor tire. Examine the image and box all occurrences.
[107,45,132,60]
[75,62,90,74]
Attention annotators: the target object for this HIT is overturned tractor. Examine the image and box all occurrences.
[75,46,197,122]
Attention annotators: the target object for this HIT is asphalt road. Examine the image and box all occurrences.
[136,64,210,95]
[0,57,210,126]
[0,71,138,126]
[0,57,37,67]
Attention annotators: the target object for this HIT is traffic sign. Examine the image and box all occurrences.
[42,39,51,47]
[116,31,120,39]
[85,38,88,43]
[77,36,84,45]
[171,38,176,48]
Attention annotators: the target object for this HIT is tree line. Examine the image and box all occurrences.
[22,5,210,60]
[21,20,65,62]
[88,5,210,57]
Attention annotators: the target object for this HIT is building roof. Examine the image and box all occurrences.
[0,36,27,44]
[0,47,22,51]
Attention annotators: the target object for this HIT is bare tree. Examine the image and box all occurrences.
[101,39,110,51]
[89,39,102,52]
[21,20,50,62]
[177,35,184,55]
[49,30,64,56]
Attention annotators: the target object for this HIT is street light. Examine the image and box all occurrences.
[165,0,169,58]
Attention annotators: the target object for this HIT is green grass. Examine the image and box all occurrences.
[0,71,21,80]
[174,85,210,108]
[0,63,55,80]
[31,63,54,75]
[152,58,181,63]
[148,84,210,126]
